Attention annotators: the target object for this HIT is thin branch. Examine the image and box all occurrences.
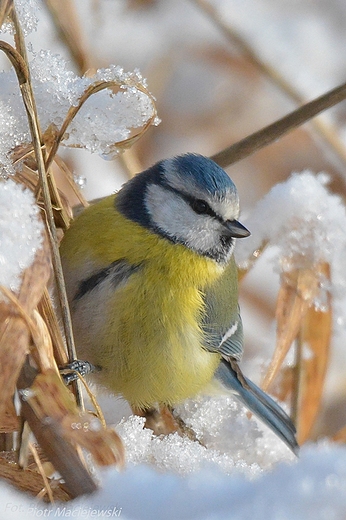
[211,80,346,168]
[193,0,346,170]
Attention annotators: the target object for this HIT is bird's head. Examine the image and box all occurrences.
[116,153,250,262]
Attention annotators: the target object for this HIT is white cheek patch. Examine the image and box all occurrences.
[145,183,195,235]
[184,214,223,252]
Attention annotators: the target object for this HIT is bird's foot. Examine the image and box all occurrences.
[59,360,100,385]
[132,405,203,445]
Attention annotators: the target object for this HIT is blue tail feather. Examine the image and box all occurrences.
[215,359,299,455]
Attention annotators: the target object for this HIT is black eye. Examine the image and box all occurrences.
[191,199,210,215]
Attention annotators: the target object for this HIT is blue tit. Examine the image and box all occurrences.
[60,153,298,454]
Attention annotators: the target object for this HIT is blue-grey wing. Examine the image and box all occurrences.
[201,258,299,454]
[201,256,244,361]
[202,310,244,362]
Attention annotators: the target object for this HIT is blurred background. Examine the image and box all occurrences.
[4,0,346,441]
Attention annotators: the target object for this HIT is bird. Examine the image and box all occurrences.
[60,153,298,454]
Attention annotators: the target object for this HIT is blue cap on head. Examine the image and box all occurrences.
[164,154,237,197]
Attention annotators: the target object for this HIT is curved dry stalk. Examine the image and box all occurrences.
[45,79,158,172]
[0,40,28,84]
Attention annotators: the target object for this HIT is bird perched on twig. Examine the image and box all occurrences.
[60,153,298,454]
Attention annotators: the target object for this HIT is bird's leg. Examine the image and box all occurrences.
[169,406,204,444]
[132,405,179,435]
[132,405,202,444]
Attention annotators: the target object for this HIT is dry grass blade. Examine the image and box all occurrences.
[262,267,321,393]
[11,155,75,230]
[0,457,70,502]
[43,0,92,74]
[260,262,333,443]
[0,276,123,495]
[0,232,51,421]
[28,442,54,503]
[19,368,124,470]
[18,364,97,499]
[0,0,13,27]
[37,290,69,367]
[294,263,332,444]
[0,22,78,373]
[5,22,78,372]
[0,9,121,498]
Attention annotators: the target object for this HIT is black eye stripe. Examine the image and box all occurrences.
[189,197,216,217]
[162,182,219,219]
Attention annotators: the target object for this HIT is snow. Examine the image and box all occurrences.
[236,171,346,268]
[0,0,40,36]
[0,50,156,176]
[235,171,346,321]
[0,180,44,294]
[2,440,346,519]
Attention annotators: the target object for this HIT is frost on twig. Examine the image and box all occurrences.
[0,49,158,176]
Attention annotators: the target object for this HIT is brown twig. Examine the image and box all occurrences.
[193,0,346,171]
[211,80,346,168]
[17,363,97,499]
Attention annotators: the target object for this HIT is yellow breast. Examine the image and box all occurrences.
[61,195,223,409]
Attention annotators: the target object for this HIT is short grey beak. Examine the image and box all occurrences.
[223,219,250,238]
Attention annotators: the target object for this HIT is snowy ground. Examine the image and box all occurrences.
[2,391,346,520]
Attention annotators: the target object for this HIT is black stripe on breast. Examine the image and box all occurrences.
[74,260,141,301]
